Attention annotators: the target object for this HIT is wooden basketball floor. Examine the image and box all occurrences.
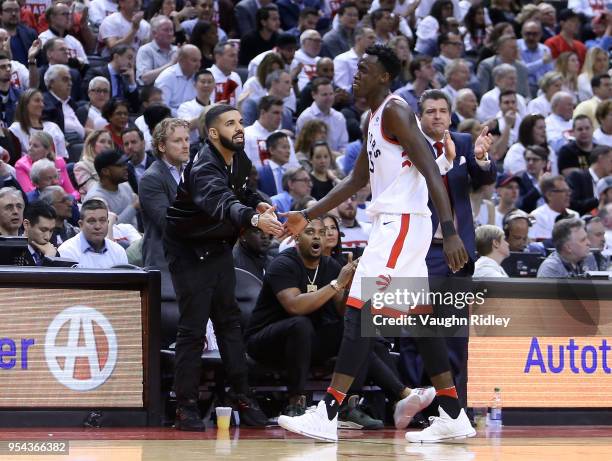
[0,426,611,460]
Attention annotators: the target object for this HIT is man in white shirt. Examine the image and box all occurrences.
[135,15,177,85]
[477,64,527,122]
[491,90,523,156]
[89,0,119,27]
[59,198,128,268]
[98,0,151,58]
[38,3,88,64]
[291,29,322,91]
[473,225,510,277]
[208,42,242,106]
[154,44,202,116]
[0,27,37,91]
[177,69,215,143]
[333,26,375,92]
[529,175,579,240]
[337,195,370,251]
[247,32,297,79]
[244,95,298,168]
[545,91,576,152]
[441,59,473,104]
[296,77,349,152]
[454,88,478,123]
[242,69,294,128]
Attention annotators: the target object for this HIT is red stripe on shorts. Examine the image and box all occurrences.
[386,214,410,269]
[347,296,365,309]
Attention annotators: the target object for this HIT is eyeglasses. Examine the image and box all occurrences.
[55,12,71,16]
[90,88,110,94]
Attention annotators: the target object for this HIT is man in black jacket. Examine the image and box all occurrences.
[567,145,612,215]
[165,105,283,431]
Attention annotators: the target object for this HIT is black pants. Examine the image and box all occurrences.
[247,316,344,396]
[168,248,249,406]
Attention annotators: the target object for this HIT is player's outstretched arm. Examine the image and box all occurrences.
[383,100,468,272]
[281,123,371,236]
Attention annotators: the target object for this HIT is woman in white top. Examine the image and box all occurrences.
[84,76,111,135]
[240,53,284,105]
[526,71,564,117]
[577,46,609,102]
[473,225,510,277]
[555,51,581,100]
[503,114,557,175]
[8,88,67,158]
[415,0,455,55]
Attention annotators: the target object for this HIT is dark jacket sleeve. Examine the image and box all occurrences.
[567,171,598,215]
[189,160,256,229]
[516,178,542,214]
[139,170,173,232]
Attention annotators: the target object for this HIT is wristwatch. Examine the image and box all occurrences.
[250,213,259,228]
[330,280,343,292]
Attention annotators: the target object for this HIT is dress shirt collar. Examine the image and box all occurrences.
[79,232,108,254]
[311,101,331,116]
[50,90,69,104]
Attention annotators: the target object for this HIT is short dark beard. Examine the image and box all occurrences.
[219,133,244,151]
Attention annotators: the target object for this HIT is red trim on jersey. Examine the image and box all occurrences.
[386,214,410,269]
[347,296,365,309]
[402,160,412,168]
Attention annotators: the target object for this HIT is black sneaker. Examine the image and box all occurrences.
[231,393,269,427]
[338,395,384,430]
[175,405,206,431]
[283,395,307,417]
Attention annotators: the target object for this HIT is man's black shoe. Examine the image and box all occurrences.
[231,393,269,427]
[175,405,206,431]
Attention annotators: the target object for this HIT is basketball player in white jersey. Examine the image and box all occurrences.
[278,45,478,443]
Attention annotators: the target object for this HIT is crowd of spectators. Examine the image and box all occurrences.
[1,0,612,424]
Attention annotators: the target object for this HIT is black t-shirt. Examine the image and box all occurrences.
[246,247,342,336]
[310,174,335,200]
[558,141,596,172]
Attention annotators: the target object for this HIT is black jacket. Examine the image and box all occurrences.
[567,169,598,215]
[165,140,263,255]
[42,91,86,132]
[516,171,542,214]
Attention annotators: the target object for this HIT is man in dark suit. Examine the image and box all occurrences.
[21,200,59,266]
[42,64,86,141]
[516,145,548,213]
[38,38,82,102]
[83,44,140,114]
[122,127,155,194]
[257,131,291,197]
[138,120,187,297]
[0,0,37,65]
[567,145,612,215]
[234,0,270,38]
[276,0,323,31]
[400,89,496,411]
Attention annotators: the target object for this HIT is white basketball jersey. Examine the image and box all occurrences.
[366,95,431,217]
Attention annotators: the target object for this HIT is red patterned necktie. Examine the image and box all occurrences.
[434,141,452,207]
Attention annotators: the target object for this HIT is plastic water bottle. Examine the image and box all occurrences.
[489,387,503,430]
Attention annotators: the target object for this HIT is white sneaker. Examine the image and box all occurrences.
[405,407,476,443]
[394,387,436,429]
[278,400,338,442]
